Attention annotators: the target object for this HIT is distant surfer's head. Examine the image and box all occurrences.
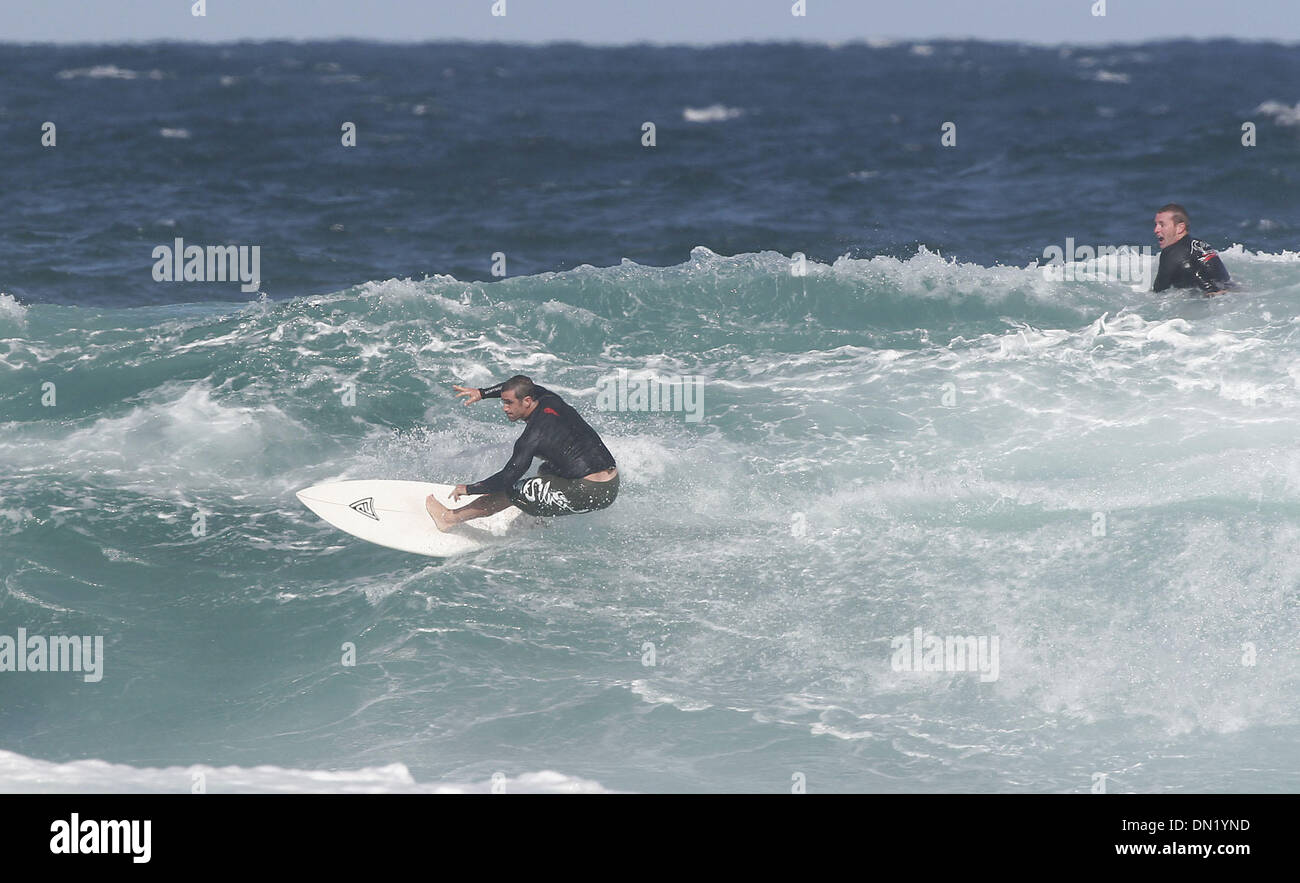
[500,375,539,421]
[1154,203,1189,248]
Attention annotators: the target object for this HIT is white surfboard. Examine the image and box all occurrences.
[296,480,524,557]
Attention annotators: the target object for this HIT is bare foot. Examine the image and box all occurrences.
[425,494,454,533]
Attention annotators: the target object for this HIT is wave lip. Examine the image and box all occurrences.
[55,64,163,80]
[0,749,616,794]
[0,293,27,326]
[682,104,743,123]
[1255,100,1300,126]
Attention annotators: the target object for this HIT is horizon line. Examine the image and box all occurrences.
[4,35,1298,49]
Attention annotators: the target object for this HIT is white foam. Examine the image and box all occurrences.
[0,292,27,325]
[1220,244,1300,263]
[629,679,713,712]
[1255,100,1300,126]
[56,65,161,80]
[0,749,614,794]
[0,380,311,493]
[682,104,743,123]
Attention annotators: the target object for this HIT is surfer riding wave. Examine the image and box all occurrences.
[426,375,618,532]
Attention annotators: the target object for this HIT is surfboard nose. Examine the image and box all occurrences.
[295,486,334,521]
[295,484,326,505]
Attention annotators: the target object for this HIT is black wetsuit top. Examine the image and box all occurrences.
[1153,235,1231,293]
[466,381,616,495]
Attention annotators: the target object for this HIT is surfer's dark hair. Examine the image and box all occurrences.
[502,375,537,401]
[1157,203,1189,229]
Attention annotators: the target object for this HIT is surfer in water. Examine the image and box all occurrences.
[425,375,618,532]
[1152,203,1231,295]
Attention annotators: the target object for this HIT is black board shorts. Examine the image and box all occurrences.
[508,470,619,517]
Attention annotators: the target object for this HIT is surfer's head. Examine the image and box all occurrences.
[1154,203,1189,248]
[500,375,539,421]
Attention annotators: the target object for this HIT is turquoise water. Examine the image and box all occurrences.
[4,246,1300,792]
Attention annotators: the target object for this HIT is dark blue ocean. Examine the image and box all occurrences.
[2,40,1299,793]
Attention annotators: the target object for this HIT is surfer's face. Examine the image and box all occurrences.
[1154,212,1185,248]
[501,391,534,421]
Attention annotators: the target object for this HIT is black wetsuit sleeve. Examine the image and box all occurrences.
[1190,260,1223,292]
[466,422,541,495]
[479,381,553,399]
[1155,237,1231,293]
[1188,240,1230,292]
[1152,250,1175,292]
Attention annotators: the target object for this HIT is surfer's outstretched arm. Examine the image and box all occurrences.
[454,381,552,405]
[453,384,483,405]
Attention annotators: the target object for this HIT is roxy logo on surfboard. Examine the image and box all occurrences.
[349,497,378,520]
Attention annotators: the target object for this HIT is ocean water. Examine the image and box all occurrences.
[1,40,1299,793]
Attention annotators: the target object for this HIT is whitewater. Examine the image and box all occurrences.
[3,246,1299,792]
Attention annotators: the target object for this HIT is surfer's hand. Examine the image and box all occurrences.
[453,385,483,405]
[451,484,468,501]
